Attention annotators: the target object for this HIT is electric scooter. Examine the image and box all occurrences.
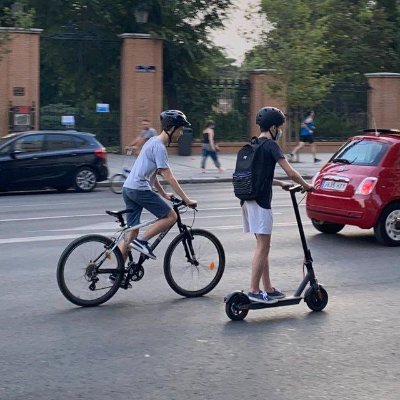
[224,184,328,321]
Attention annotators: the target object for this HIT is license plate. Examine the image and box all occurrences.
[321,180,347,191]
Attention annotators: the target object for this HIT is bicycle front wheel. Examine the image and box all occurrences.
[164,229,225,297]
[57,234,124,307]
[109,173,126,194]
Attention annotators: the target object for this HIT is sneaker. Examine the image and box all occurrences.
[314,158,321,163]
[131,238,156,260]
[287,153,294,162]
[108,274,132,288]
[248,291,278,304]
[266,288,286,299]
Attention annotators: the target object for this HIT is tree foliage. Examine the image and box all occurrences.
[0,1,35,60]
[244,0,400,107]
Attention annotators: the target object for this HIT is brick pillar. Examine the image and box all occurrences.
[0,28,42,136]
[119,33,163,149]
[365,73,400,129]
[248,69,288,150]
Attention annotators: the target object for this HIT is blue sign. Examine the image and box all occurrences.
[96,103,110,113]
[136,65,156,73]
[61,116,75,126]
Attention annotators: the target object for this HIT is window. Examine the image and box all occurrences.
[72,136,88,148]
[46,134,75,151]
[334,140,388,166]
[14,135,44,153]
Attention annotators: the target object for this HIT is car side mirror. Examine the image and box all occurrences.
[10,149,24,159]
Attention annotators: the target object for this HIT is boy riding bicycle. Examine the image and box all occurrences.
[118,110,197,261]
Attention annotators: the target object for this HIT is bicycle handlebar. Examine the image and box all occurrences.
[169,195,197,210]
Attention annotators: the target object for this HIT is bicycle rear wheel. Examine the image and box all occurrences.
[164,229,225,297]
[57,234,124,307]
[109,173,126,194]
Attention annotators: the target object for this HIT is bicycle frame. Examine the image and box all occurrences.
[104,200,196,287]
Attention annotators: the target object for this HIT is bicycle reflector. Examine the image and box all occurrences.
[355,177,378,195]
[209,261,215,270]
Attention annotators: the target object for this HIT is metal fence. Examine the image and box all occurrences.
[39,31,121,147]
[287,82,370,143]
[172,78,251,142]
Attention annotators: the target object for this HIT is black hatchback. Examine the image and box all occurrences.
[0,130,109,192]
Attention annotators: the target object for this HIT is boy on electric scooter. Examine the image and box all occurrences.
[243,107,313,304]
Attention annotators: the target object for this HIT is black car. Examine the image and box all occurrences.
[0,130,109,193]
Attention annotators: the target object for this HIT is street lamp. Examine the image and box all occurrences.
[134,7,149,24]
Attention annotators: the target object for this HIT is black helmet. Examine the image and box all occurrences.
[160,110,191,131]
[256,107,285,131]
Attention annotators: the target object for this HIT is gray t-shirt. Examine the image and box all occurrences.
[139,128,156,140]
[124,136,169,190]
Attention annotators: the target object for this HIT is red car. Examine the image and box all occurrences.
[306,129,400,246]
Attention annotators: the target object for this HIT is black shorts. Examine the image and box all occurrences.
[299,135,314,144]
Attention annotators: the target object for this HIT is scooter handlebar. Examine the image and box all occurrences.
[289,184,313,194]
[289,184,304,193]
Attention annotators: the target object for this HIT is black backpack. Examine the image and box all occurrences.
[232,137,267,201]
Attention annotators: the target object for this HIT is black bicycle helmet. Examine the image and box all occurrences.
[160,110,191,146]
[256,107,285,131]
[160,110,191,131]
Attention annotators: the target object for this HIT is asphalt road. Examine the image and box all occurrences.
[1,184,399,400]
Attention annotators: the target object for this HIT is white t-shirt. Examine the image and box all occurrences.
[123,136,169,190]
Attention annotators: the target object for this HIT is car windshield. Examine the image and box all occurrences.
[331,139,388,166]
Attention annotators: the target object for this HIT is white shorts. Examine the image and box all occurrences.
[241,201,273,234]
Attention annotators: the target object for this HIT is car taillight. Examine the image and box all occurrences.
[95,148,107,159]
[355,177,377,195]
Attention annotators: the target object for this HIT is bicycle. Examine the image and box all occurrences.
[56,196,225,307]
[109,149,134,194]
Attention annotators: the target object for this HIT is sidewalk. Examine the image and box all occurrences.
[103,151,334,186]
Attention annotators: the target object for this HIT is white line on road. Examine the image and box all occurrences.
[0,204,301,222]
[0,221,310,244]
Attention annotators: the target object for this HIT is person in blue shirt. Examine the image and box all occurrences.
[289,110,321,163]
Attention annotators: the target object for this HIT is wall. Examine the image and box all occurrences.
[119,33,163,149]
[0,28,41,135]
[365,73,400,129]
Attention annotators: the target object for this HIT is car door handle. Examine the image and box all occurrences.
[32,157,39,160]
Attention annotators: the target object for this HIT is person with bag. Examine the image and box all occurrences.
[200,120,224,173]
[233,106,313,304]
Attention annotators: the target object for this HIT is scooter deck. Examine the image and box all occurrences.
[240,296,303,310]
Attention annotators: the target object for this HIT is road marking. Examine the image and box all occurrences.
[0,221,311,244]
[0,204,302,223]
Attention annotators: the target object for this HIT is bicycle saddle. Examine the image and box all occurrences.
[105,209,133,218]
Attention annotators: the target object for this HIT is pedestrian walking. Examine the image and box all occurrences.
[126,119,157,155]
[201,120,224,173]
[289,110,321,163]
[239,106,313,304]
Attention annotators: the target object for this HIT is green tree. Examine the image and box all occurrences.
[243,0,333,109]
[22,0,234,141]
[0,1,35,60]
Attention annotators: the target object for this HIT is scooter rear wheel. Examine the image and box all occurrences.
[225,292,250,321]
[304,285,328,311]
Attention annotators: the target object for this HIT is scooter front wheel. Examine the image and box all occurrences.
[304,285,328,311]
[225,292,250,321]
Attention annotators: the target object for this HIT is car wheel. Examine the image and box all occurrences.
[74,167,97,192]
[374,202,400,246]
[311,219,345,234]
